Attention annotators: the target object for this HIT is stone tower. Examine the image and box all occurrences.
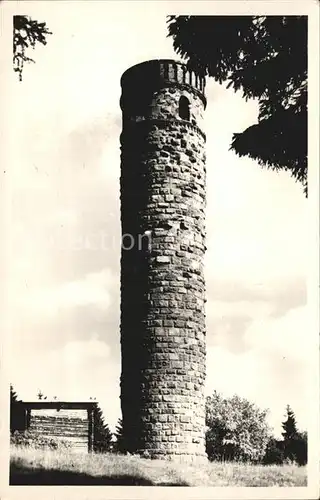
[119,59,207,462]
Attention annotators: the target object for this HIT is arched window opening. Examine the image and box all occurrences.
[179,96,190,121]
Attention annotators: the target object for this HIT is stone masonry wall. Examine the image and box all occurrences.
[120,60,207,462]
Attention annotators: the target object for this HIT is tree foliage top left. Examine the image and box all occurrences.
[13,15,52,81]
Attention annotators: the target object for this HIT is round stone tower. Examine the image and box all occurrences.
[119,59,207,462]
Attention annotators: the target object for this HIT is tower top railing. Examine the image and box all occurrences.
[121,59,206,97]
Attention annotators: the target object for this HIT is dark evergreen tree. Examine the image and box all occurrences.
[281,405,302,463]
[282,405,298,441]
[263,408,307,466]
[167,16,307,195]
[10,384,25,434]
[93,404,113,453]
[13,15,52,81]
[113,418,126,454]
[10,385,19,403]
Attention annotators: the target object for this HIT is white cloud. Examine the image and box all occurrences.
[205,172,307,284]
[207,299,274,321]
[206,305,312,436]
[18,268,115,318]
[245,306,312,362]
[60,336,111,365]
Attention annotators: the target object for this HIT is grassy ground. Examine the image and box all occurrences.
[10,445,307,486]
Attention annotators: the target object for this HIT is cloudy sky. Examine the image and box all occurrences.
[6,1,313,437]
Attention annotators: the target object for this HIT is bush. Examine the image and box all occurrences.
[288,432,307,466]
[263,432,307,466]
[10,430,71,450]
[263,438,285,465]
[206,391,271,463]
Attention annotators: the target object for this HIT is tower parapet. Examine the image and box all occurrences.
[121,59,206,100]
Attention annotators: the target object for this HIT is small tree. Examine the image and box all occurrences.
[281,406,307,465]
[10,385,19,404]
[37,390,44,400]
[113,418,126,454]
[281,404,297,462]
[10,385,25,434]
[206,391,272,462]
[93,404,113,453]
[281,405,298,441]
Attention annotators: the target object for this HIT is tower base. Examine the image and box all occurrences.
[137,449,208,465]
